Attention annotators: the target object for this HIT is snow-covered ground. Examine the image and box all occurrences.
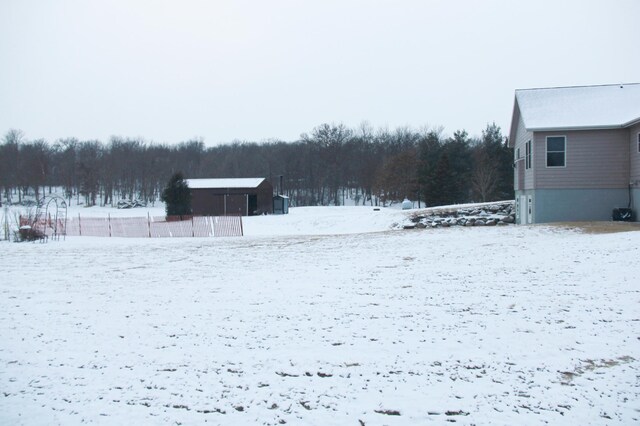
[1,206,639,425]
[243,206,406,236]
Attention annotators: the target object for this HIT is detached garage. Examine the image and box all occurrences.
[187,178,274,216]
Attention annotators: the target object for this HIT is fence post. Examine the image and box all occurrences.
[78,213,82,236]
[239,216,243,236]
[148,212,151,238]
[108,213,112,237]
[191,216,194,237]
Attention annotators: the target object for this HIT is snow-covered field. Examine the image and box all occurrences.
[1,206,639,425]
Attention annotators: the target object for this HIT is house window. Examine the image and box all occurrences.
[525,140,532,169]
[546,136,566,167]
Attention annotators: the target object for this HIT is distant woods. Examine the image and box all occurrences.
[0,123,513,208]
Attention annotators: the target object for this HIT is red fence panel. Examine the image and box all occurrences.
[65,218,80,236]
[23,215,69,238]
[52,215,243,238]
[193,217,213,237]
[166,219,192,238]
[110,217,149,238]
[79,217,110,237]
[213,216,243,237]
[150,216,171,238]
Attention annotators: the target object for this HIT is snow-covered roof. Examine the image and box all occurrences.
[515,83,640,131]
[186,178,266,189]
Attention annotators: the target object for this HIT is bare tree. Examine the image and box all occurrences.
[375,148,418,205]
[470,123,513,202]
[1,130,24,203]
[0,120,512,209]
[77,141,102,206]
[471,148,497,202]
[302,123,353,205]
[53,138,78,205]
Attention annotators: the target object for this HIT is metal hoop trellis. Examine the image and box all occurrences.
[35,195,68,240]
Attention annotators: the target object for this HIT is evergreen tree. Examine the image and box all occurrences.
[430,151,456,206]
[161,172,191,216]
[417,129,443,206]
[443,130,472,204]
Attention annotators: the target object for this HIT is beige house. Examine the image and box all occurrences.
[509,83,640,224]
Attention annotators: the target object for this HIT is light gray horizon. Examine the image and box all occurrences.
[1,0,638,145]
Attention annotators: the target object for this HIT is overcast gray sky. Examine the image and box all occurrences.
[1,0,638,145]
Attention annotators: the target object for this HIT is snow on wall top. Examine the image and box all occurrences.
[516,83,640,130]
[186,178,266,189]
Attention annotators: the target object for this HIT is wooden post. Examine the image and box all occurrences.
[148,212,151,238]
[108,213,111,237]
[78,213,82,236]
[191,216,194,237]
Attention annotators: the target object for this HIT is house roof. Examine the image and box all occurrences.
[186,178,266,189]
[512,83,640,135]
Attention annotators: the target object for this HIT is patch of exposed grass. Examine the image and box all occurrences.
[559,356,636,384]
[544,221,640,234]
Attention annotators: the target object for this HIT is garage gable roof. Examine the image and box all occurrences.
[186,178,266,189]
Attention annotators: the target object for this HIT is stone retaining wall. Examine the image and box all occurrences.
[404,201,515,229]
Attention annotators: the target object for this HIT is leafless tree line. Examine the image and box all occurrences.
[0,123,512,208]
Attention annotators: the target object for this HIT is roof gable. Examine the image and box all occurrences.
[514,83,640,132]
[186,178,266,189]
[508,100,521,147]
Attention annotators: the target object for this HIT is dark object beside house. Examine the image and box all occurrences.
[612,208,634,222]
[187,178,273,216]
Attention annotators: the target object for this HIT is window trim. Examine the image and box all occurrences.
[545,135,566,168]
[637,132,639,154]
[525,140,532,170]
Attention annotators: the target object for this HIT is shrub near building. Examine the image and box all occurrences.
[161,172,192,217]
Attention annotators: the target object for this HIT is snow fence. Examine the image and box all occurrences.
[24,215,243,238]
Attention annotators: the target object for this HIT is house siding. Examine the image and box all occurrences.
[512,111,534,190]
[533,189,629,223]
[533,129,629,189]
[630,123,640,218]
[630,123,640,183]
